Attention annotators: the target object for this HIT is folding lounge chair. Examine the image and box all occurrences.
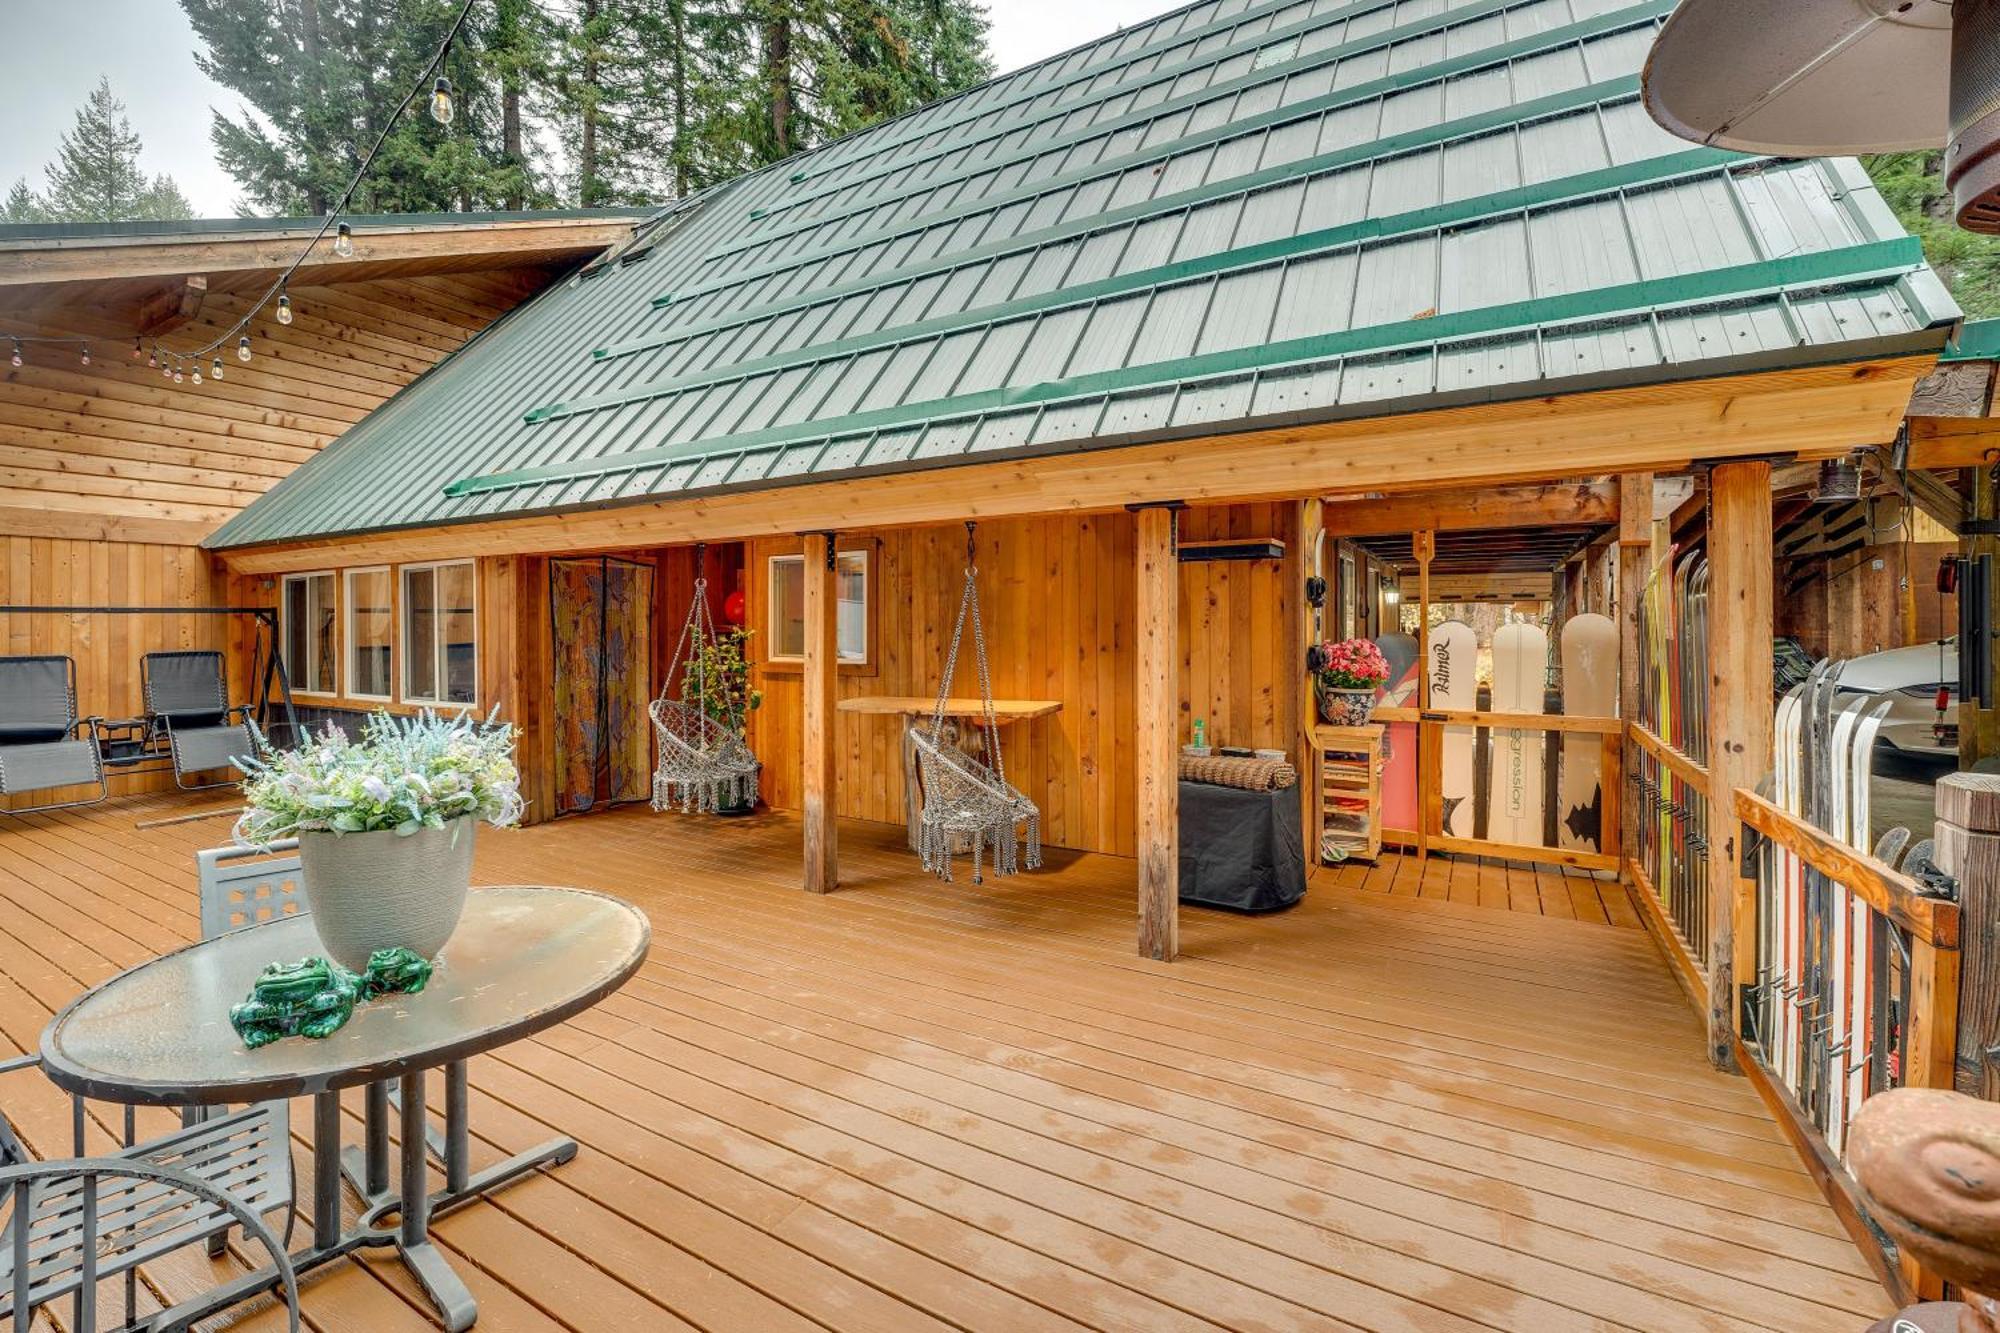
[0,655,106,815]
[142,651,256,790]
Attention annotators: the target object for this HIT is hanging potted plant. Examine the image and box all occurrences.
[1312,637,1391,726]
[233,710,525,971]
[684,624,763,815]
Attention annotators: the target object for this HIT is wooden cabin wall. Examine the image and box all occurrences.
[0,536,221,808]
[0,268,554,548]
[1779,541,1957,659]
[744,504,1295,858]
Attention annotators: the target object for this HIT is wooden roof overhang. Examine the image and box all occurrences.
[211,351,1937,575]
[0,214,648,327]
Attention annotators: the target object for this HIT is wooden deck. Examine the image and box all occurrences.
[0,796,1889,1331]
[1336,848,1641,928]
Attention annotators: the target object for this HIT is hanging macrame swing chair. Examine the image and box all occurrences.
[650,545,760,814]
[912,524,1042,883]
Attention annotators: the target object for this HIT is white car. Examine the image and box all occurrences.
[1831,639,1958,758]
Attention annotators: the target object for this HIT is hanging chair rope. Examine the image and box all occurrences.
[914,522,1040,883]
[651,543,760,815]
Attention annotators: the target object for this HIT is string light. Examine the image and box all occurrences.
[0,0,471,388]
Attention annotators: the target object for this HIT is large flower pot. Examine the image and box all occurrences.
[296,819,475,971]
[1318,687,1378,727]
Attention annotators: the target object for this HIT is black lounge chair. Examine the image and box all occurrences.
[142,651,256,790]
[0,655,106,815]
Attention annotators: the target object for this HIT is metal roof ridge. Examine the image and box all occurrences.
[701,0,1672,267]
[0,208,663,248]
[450,235,1928,500]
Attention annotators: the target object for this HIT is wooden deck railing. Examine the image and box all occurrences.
[1731,785,1962,1305]
[1624,721,1710,1010]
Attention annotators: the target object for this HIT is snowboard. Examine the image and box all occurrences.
[1374,632,1420,835]
[1489,620,1549,846]
[1557,613,1618,852]
[1428,621,1478,838]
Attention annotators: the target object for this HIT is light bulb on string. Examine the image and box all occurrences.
[172,362,183,384]
[332,222,354,259]
[161,357,173,378]
[79,344,89,367]
[9,341,20,368]
[237,336,252,363]
[190,362,202,385]
[212,357,224,381]
[146,347,157,369]
[276,292,293,325]
[130,337,142,360]
[430,74,453,125]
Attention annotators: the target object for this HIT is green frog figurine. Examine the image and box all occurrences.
[229,957,361,1049]
[359,946,433,1000]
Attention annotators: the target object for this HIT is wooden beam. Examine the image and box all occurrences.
[1617,472,1653,869]
[1907,415,2000,469]
[135,274,207,336]
[1907,360,1996,419]
[1424,572,1554,601]
[218,355,1935,575]
[1321,481,1617,537]
[802,532,839,894]
[1135,505,1178,962]
[1706,461,1773,1071]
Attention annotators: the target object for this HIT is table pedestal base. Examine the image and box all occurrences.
[144,1065,572,1332]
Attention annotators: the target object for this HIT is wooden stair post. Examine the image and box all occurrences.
[1135,504,1180,961]
[803,531,839,894]
[1616,472,1652,870]
[1705,462,1773,1070]
[1936,772,2000,1101]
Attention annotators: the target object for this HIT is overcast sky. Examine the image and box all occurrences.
[0,0,1172,218]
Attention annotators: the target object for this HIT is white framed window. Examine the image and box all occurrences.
[767,550,868,664]
[345,567,393,701]
[400,561,477,706]
[280,571,337,696]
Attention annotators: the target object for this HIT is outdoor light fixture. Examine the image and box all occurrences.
[1815,457,1863,502]
[333,221,355,259]
[172,364,183,384]
[1384,586,1401,605]
[8,341,19,368]
[190,362,202,385]
[78,344,88,366]
[238,336,252,363]
[146,347,157,369]
[212,357,224,381]
[276,292,293,325]
[130,337,142,359]
[430,74,454,126]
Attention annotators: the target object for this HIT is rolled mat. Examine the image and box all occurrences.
[1179,753,1297,790]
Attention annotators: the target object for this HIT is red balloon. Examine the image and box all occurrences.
[722,589,746,625]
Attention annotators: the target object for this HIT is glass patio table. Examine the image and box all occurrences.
[38,886,651,1331]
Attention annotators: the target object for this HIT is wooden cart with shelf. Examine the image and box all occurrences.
[1312,723,1383,863]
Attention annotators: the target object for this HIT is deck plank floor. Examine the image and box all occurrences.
[0,795,1888,1331]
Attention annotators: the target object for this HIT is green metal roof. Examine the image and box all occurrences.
[209,0,1959,550]
[1940,317,2000,363]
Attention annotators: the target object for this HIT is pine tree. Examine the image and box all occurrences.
[1,179,49,225]
[39,77,193,222]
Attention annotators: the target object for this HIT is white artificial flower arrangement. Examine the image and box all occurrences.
[234,708,526,845]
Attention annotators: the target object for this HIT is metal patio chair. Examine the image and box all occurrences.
[141,651,256,790]
[0,1119,300,1332]
[0,655,107,815]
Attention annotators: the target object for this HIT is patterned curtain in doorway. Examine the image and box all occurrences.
[550,557,655,815]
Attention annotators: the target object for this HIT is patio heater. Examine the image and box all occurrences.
[1640,0,2000,230]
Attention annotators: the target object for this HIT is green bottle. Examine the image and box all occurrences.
[1192,718,1207,749]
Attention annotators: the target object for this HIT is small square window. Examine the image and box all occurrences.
[281,572,336,696]
[401,561,477,705]
[767,551,869,664]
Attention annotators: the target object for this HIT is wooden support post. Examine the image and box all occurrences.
[1414,530,1434,859]
[1135,505,1179,961]
[1706,462,1773,1070]
[802,531,839,894]
[1961,466,2000,769]
[1616,473,1653,870]
[1936,772,2000,1100]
